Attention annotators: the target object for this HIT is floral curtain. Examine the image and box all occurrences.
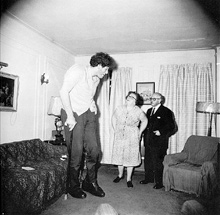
[158,63,214,154]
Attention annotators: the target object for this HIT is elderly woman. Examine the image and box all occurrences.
[111,91,148,187]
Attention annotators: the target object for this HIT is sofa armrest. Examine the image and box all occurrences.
[163,152,188,167]
[0,158,22,171]
[44,143,68,158]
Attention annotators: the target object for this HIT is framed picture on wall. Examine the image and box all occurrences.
[136,82,155,105]
[0,71,19,111]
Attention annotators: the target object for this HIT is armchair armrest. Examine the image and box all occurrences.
[163,152,188,167]
[201,161,218,177]
[199,161,218,197]
[163,152,188,191]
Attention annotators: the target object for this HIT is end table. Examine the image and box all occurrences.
[44,140,66,146]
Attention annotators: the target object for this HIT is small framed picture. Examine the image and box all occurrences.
[0,71,19,111]
[136,82,155,105]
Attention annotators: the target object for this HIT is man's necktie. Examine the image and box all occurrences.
[151,108,155,116]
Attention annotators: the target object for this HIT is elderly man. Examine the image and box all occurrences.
[140,92,176,189]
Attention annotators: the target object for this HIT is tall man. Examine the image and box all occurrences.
[60,52,117,199]
[140,92,176,189]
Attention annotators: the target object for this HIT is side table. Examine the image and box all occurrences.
[44,140,66,146]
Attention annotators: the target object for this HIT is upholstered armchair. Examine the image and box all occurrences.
[163,135,219,198]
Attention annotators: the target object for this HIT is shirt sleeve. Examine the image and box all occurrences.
[62,64,84,92]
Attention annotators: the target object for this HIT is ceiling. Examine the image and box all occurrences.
[1,0,220,56]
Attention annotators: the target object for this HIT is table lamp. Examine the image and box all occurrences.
[48,96,64,144]
[196,102,220,136]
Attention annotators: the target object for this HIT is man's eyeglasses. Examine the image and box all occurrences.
[150,98,160,101]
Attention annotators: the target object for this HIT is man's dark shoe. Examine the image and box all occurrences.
[140,180,149,184]
[69,187,87,199]
[153,183,164,189]
[113,175,124,183]
[82,180,105,197]
[140,179,153,184]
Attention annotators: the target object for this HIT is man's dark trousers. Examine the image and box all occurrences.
[144,144,167,184]
[61,109,100,191]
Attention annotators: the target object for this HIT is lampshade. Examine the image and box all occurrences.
[196,102,220,114]
[48,96,63,117]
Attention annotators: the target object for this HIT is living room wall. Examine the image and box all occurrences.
[0,15,75,144]
[1,14,219,144]
[76,48,219,137]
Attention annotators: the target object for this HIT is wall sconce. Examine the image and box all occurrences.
[196,102,220,136]
[40,73,49,85]
[0,62,8,70]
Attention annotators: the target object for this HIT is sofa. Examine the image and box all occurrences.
[0,138,68,215]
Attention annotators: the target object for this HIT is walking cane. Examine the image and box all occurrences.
[61,109,71,200]
[64,147,71,200]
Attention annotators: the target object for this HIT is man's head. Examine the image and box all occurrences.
[90,52,118,79]
[150,92,164,107]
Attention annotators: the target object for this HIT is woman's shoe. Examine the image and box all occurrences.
[113,176,124,183]
[127,181,133,188]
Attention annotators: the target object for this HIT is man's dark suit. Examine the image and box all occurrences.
[143,105,175,186]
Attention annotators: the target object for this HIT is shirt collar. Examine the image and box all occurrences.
[153,104,161,113]
[86,65,99,83]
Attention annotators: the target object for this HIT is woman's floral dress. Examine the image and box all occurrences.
[112,105,145,167]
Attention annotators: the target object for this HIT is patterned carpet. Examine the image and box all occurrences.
[41,165,220,215]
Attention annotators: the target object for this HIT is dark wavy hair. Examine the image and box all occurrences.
[126,91,142,106]
[90,52,118,72]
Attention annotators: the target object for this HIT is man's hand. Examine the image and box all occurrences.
[90,102,97,114]
[65,117,77,131]
[153,130,161,136]
[138,132,143,140]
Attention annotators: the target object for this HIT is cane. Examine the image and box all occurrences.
[64,146,71,200]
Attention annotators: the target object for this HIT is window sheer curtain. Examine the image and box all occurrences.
[158,63,214,154]
[95,75,111,163]
[96,67,132,163]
